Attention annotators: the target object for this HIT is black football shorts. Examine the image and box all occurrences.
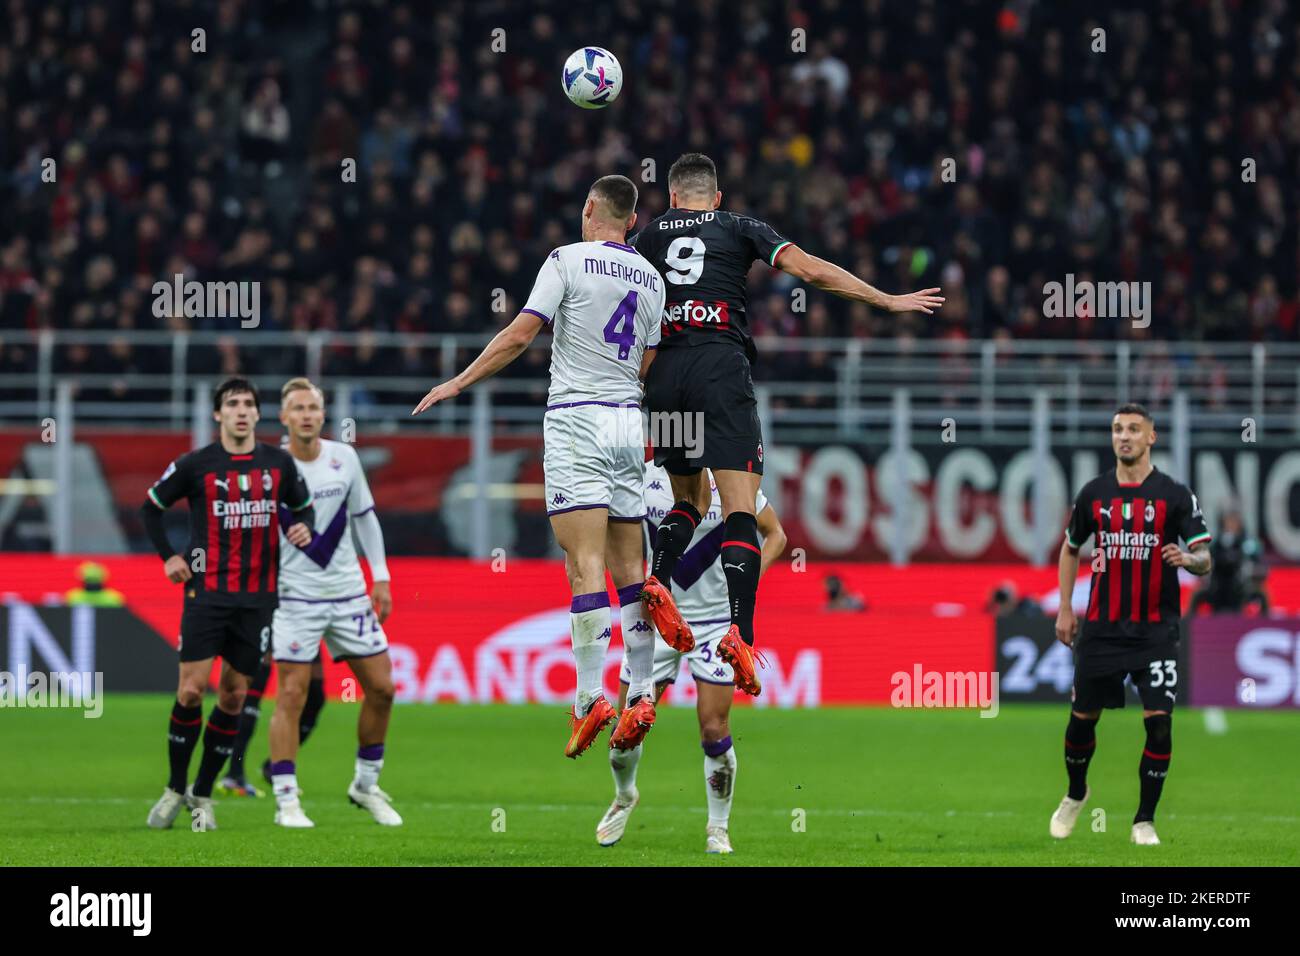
[178,602,273,677]
[1071,636,1181,713]
[644,343,764,476]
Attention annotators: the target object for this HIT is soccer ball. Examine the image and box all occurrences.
[561,47,623,109]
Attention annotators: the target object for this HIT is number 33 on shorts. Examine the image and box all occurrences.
[1147,660,1177,688]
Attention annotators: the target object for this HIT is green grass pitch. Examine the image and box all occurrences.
[2,695,1295,866]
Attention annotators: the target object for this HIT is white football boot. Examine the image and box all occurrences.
[347,781,403,826]
[274,799,316,828]
[185,786,218,831]
[596,793,639,846]
[146,787,187,829]
[706,825,734,854]
[1131,821,1161,845]
[1049,787,1089,839]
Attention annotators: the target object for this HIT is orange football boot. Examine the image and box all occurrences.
[718,625,767,697]
[609,696,657,750]
[639,575,694,652]
[565,696,616,758]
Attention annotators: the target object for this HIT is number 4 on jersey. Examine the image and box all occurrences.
[603,289,638,360]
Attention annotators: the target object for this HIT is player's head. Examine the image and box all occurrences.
[212,376,260,439]
[668,152,721,211]
[583,175,638,240]
[1111,402,1155,466]
[279,377,325,442]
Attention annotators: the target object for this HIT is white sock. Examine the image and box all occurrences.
[570,592,612,713]
[271,772,299,808]
[619,582,655,702]
[703,738,737,829]
[609,742,642,802]
[354,745,384,790]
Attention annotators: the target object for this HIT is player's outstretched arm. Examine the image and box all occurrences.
[412,311,545,415]
[775,245,944,314]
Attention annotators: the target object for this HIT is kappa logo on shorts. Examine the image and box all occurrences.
[630,620,653,632]
[552,493,568,506]
[599,627,612,639]
[713,667,726,678]
[648,480,663,490]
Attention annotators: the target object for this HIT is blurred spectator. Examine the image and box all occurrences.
[824,574,867,612]
[1190,510,1269,615]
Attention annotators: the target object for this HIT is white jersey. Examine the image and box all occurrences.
[522,240,664,406]
[642,464,768,623]
[278,439,377,600]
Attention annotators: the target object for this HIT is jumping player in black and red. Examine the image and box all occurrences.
[140,376,315,830]
[1050,403,1212,846]
[632,152,942,699]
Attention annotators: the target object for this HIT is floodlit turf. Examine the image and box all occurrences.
[1,695,1295,866]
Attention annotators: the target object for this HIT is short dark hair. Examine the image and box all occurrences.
[668,152,718,198]
[1115,402,1153,424]
[213,376,260,412]
[589,175,638,220]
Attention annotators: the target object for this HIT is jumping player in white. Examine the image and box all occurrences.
[413,175,672,758]
[268,378,399,828]
[599,461,786,853]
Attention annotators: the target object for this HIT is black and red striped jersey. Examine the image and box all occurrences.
[145,441,313,607]
[632,208,791,362]
[1064,467,1211,639]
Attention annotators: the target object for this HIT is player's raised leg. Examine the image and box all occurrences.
[552,507,617,757]
[269,660,315,827]
[344,651,401,825]
[641,469,708,652]
[187,659,251,830]
[609,517,659,750]
[698,679,737,854]
[1051,708,1099,839]
[714,468,767,696]
[1132,708,1171,845]
[148,657,210,829]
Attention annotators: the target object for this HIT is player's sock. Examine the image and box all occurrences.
[270,760,299,808]
[570,591,612,715]
[228,660,270,781]
[609,741,642,801]
[618,582,656,702]
[650,501,701,587]
[166,700,203,792]
[190,706,240,798]
[299,677,325,745]
[1135,714,1172,823]
[354,743,384,791]
[721,512,761,645]
[703,736,737,829]
[1064,714,1098,800]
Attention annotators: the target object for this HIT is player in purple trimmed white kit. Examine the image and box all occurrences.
[413,175,670,758]
[599,461,786,854]
[267,378,399,828]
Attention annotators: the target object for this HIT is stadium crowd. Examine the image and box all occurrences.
[1,0,1298,409]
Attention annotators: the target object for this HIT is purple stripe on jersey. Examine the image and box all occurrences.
[351,505,375,518]
[609,513,647,522]
[357,744,384,761]
[703,735,733,757]
[270,760,295,776]
[279,592,368,604]
[687,617,732,626]
[603,241,636,252]
[616,582,644,606]
[670,524,727,590]
[521,308,552,325]
[547,503,609,517]
[545,400,640,411]
[571,590,611,613]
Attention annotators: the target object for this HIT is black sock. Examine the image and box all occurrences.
[721,511,761,645]
[650,500,701,587]
[228,660,270,781]
[167,700,203,793]
[1135,714,1172,823]
[191,706,240,798]
[1064,714,1098,801]
[299,677,325,745]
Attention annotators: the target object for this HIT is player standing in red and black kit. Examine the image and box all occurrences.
[633,153,942,698]
[1050,403,1212,846]
[140,377,314,830]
